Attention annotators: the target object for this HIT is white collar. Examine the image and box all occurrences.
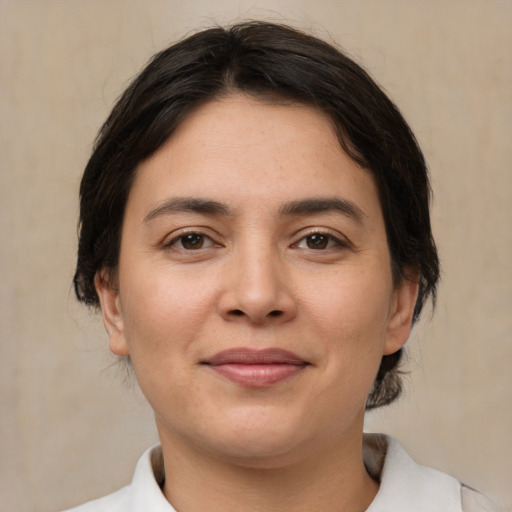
[123,434,462,511]
[364,433,462,512]
[127,444,174,511]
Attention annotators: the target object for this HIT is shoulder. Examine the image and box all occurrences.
[61,445,175,512]
[461,486,504,512]
[61,486,130,512]
[364,434,500,512]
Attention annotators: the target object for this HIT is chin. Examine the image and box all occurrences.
[211,437,309,470]
[197,411,316,468]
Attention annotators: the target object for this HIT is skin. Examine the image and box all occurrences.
[96,94,418,512]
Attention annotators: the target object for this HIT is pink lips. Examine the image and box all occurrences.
[203,348,308,387]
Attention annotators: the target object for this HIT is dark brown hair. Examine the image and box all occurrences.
[74,21,440,409]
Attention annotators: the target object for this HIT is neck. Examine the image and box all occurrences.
[157,424,378,512]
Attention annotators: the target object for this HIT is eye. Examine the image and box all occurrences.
[295,232,346,250]
[167,232,215,250]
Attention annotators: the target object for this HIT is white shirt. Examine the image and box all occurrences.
[63,434,497,512]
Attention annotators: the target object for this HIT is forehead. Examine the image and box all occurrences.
[127,94,381,221]
[154,95,341,168]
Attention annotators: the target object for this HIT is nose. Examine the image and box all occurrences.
[218,245,297,325]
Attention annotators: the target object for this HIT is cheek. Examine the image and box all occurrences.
[117,272,214,417]
[301,265,393,392]
[118,263,219,362]
[304,267,393,342]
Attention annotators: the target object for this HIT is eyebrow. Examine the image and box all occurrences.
[279,197,366,224]
[144,197,231,223]
[143,196,365,224]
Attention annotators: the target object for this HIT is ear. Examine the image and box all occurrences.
[383,270,419,356]
[94,271,130,357]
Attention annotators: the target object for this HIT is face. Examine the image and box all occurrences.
[96,95,417,468]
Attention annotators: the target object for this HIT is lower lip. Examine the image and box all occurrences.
[208,363,306,387]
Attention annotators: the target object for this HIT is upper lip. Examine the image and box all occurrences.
[203,348,308,366]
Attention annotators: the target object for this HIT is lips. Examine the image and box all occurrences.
[202,348,309,387]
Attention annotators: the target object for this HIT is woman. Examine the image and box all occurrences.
[68,21,496,512]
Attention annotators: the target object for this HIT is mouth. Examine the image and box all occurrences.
[201,348,310,388]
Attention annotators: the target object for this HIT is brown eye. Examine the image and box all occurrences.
[174,233,212,250]
[295,232,347,251]
[181,233,205,250]
[305,234,330,249]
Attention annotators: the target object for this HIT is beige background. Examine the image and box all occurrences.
[1,1,510,511]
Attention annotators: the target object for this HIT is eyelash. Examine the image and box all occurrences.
[163,229,349,253]
[164,230,218,251]
[293,230,350,251]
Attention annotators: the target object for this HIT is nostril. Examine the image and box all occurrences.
[228,309,283,318]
